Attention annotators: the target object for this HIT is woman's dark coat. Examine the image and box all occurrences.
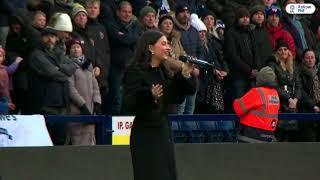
[123,64,196,180]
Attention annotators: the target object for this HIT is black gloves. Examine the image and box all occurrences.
[93,103,102,115]
[80,104,91,115]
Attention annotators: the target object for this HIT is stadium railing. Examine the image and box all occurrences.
[45,113,320,144]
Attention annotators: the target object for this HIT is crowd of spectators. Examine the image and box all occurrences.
[1,0,320,144]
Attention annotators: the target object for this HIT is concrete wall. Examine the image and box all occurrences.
[0,143,319,180]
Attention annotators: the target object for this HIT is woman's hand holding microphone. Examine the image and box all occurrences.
[181,62,197,79]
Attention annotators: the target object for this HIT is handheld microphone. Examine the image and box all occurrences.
[179,55,214,67]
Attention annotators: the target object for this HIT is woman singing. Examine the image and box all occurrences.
[123,30,197,180]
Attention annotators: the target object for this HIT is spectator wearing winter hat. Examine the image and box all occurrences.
[280,0,316,62]
[84,0,111,114]
[139,6,157,31]
[48,12,73,50]
[224,7,260,101]
[250,5,273,68]
[71,3,102,88]
[266,6,296,58]
[28,26,76,115]
[201,10,218,38]
[266,38,301,141]
[175,4,203,114]
[234,66,280,143]
[191,14,229,114]
[65,36,101,145]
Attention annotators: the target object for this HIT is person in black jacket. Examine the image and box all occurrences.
[28,27,76,114]
[123,30,196,180]
[298,48,320,141]
[267,39,302,142]
[106,1,142,114]
[193,18,229,114]
[5,8,41,114]
[28,27,76,145]
[85,0,111,113]
[250,5,273,69]
[224,7,260,100]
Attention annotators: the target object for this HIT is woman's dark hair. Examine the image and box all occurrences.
[302,48,319,64]
[128,30,164,69]
[302,48,315,59]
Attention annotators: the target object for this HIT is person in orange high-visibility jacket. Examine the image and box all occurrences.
[234,66,280,143]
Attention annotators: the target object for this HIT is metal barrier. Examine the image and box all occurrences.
[45,113,320,144]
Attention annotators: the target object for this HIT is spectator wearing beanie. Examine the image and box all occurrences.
[48,12,73,48]
[139,6,157,31]
[85,0,111,114]
[280,0,316,62]
[250,5,273,68]
[266,6,296,58]
[266,38,301,141]
[105,1,142,115]
[234,66,280,143]
[224,7,260,100]
[191,14,229,114]
[71,3,103,89]
[28,26,76,115]
[201,10,218,38]
[174,3,203,115]
[65,36,101,145]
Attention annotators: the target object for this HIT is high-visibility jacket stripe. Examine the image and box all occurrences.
[233,87,280,131]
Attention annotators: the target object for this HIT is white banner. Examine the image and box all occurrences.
[0,115,53,147]
[112,116,134,145]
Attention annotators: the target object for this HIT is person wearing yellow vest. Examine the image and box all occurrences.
[234,66,280,142]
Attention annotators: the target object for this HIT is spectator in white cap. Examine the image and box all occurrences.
[48,12,73,50]
[191,14,229,114]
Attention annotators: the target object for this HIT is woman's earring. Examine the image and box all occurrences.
[151,51,155,55]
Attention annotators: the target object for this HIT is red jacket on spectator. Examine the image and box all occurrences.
[267,23,296,58]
